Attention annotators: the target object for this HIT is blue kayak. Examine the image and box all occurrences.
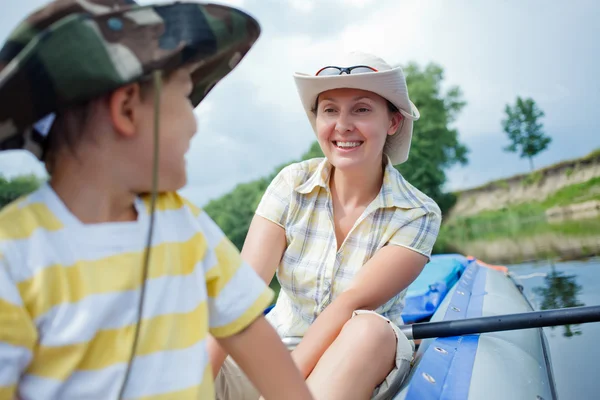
[394,255,557,400]
[401,254,469,323]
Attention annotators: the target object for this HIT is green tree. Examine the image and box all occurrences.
[0,175,44,209]
[203,178,270,250]
[394,63,469,213]
[502,96,551,171]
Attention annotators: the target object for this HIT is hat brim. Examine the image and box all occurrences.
[0,2,260,160]
[293,67,419,165]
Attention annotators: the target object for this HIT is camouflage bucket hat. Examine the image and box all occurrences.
[0,0,261,160]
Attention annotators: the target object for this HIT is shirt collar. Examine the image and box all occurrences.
[294,157,332,194]
[293,156,423,210]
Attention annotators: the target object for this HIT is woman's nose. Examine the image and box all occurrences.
[334,111,354,134]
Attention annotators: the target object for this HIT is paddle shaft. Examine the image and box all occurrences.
[400,305,600,340]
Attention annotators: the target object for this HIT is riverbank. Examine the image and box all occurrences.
[449,149,600,218]
[437,150,600,263]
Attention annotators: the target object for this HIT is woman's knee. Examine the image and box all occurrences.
[339,313,396,352]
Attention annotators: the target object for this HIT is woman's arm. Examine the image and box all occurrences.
[208,215,287,377]
[240,215,287,283]
[291,245,428,378]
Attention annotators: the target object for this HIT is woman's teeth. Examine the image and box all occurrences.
[334,141,362,148]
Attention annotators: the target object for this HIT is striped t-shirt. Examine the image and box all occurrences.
[0,184,273,400]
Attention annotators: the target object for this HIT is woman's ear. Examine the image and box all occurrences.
[388,112,403,136]
[108,83,145,138]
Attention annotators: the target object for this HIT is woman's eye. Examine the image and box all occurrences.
[323,108,336,113]
[356,107,370,113]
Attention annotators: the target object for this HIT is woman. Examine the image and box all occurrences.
[211,52,442,400]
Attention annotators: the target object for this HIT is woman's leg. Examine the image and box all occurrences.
[215,356,261,400]
[305,313,397,400]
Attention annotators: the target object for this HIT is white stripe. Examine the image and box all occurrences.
[0,342,32,386]
[209,261,267,328]
[19,339,209,400]
[7,206,200,284]
[202,244,219,277]
[196,212,226,248]
[18,375,65,400]
[123,339,208,398]
[36,262,207,346]
[0,260,23,306]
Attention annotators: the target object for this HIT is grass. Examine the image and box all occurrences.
[437,177,600,247]
[542,176,600,207]
[521,170,543,187]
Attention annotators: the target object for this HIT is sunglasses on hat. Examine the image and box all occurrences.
[315,65,378,76]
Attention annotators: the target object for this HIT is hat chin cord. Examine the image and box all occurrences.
[117,70,162,400]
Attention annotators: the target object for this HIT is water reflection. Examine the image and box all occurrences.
[532,264,585,337]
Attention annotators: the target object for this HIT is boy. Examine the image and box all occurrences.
[0,1,313,399]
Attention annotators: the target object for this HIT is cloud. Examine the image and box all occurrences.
[0,0,598,208]
[0,151,47,180]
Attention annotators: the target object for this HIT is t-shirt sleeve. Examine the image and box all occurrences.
[0,251,38,398]
[196,212,274,338]
[388,204,442,260]
[255,167,293,228]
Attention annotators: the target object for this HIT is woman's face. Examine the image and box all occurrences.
[315,88,401,172]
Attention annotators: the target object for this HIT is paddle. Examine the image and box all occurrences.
[398,305,600,340]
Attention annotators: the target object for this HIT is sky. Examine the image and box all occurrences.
[0,0,598,206]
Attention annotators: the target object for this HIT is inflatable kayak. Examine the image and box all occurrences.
[401,254,469,323]
[393,256,557,400]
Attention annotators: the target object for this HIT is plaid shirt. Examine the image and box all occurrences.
[257,157,442,337]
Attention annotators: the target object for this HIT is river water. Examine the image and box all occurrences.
[508,257,600,399]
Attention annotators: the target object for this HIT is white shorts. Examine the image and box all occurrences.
[215,310,414,400]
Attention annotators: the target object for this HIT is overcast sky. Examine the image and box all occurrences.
[1,0,598,206]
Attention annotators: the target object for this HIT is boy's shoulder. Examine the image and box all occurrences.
[140,191,203,218]
[0,185,61,242]
[146,191,226,242]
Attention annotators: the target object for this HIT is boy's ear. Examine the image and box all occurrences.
[108,83,145,138]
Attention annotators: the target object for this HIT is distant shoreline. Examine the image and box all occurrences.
[448,149,600,218]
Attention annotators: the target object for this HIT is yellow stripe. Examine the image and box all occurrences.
[138,364,214,400]
[206,237,244,298]
[0,299,38,349]
[18,232,207,319]
[141,192,202,217]
[211,288,274,338]
[28,301,209,379]
[0,385,17,400]
[0,202,63,241]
